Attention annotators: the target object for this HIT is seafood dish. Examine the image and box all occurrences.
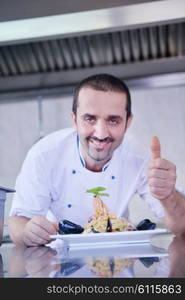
[58,186,136,235]
[83,194,135,233]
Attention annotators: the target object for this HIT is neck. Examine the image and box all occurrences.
[82,152,111,172]
[85,161,106,172]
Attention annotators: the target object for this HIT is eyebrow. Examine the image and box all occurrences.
[81,113,95,118]
[108,115,122,118]
[81,114,123,119]
[107,115,123,120]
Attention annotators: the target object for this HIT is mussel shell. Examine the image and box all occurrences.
[107,218,112,232]
[58,219,84,234]
[136,219,156,231]
[91,227,100,233]
[139,257,159,267]
[61,259,85,275]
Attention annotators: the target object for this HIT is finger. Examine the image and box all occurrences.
[24,222,52,245]
[24,246,51,260]
[30,230,52,244]
[22,235,40,247]
[149,158,175,170]
[51,222,59,231]
[26,230,50,245]
[150,186,167,197]
[31,264,55,278]
[148,168,176,180]
[149,177,174,188]
[28,222,53,241]
[151,136,161,159]
[148,168,167,179]
[32,217,57,234]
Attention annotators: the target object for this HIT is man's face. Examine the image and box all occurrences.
[72,87,132,170]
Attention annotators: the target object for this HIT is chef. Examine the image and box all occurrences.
[9,74,185,246]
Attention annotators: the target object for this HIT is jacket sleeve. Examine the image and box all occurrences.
[9,146,51,219]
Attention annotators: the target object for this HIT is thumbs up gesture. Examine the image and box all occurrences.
[148,136,176,201]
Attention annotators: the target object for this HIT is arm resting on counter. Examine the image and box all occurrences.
[8,216,30,246]
[8,215,58,247]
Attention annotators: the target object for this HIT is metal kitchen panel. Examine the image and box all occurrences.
[139,28,150,60]
[31,42,48,72]
[120,31,132,63]
[67,38,82,68]
[49,39,65,70]
[22,44,40,73]
[76,36,92,67]
[101,34,114,65]
[0,47,18,75]
[110,32,122,63]
[0,51,9,76]
[158,25,167,57]
[59,39,74,69]
[41,41,57,71]
[0,0,185,45]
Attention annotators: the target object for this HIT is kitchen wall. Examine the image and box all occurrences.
[128,84,185,224]
[0,83,185,236]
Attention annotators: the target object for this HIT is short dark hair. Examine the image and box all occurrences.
[72,73,132,120]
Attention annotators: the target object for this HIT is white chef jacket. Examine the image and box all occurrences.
[10,127,164,226]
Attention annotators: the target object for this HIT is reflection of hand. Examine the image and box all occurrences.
[8,246,28,278]
[148,136,176,200]
[24,246,59,277]
[168,235,185,277]
[23,216,58,246]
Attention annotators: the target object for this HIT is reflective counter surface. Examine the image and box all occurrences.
[1,233,185,278]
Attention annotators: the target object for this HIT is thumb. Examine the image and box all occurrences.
[51,222,59,231]
[151,136,161,159]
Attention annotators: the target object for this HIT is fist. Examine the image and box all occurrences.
[148,136,176,200]
[23,216,58,247]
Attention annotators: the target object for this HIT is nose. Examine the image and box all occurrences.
[93,120,109,140]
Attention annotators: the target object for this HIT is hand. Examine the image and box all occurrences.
[24,246,59,277]
[22,216,58,247]
[148,136,176,200]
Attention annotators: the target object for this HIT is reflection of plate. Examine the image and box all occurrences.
[59,243,168,259]
[50,228,170,249]
[50,243,168,278]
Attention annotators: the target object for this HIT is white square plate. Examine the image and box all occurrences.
[50,228,170,249]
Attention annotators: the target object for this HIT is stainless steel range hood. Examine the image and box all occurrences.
[0,0,185,99]
[0,0,185,45]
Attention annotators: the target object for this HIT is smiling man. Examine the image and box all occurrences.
[72,86,132,171]
[9,74,185,246]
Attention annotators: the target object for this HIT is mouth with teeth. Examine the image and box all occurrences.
[88,137,114,151]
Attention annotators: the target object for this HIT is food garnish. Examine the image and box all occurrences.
[83,187,135,233]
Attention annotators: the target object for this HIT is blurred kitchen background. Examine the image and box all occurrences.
[0,0,185,239]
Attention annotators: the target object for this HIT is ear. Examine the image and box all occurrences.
[71,112,77,129]
[125,114,133,131]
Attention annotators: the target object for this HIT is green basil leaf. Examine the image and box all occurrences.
[86,188,98,194]
[95,187,106,191]
[86,187,109,196]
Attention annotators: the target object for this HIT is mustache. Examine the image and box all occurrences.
[87,136,114,143]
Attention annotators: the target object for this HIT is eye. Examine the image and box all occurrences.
[109,118,119,125]
[84,115,96,123]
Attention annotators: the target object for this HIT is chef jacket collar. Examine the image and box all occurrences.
[77,135,109,172]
